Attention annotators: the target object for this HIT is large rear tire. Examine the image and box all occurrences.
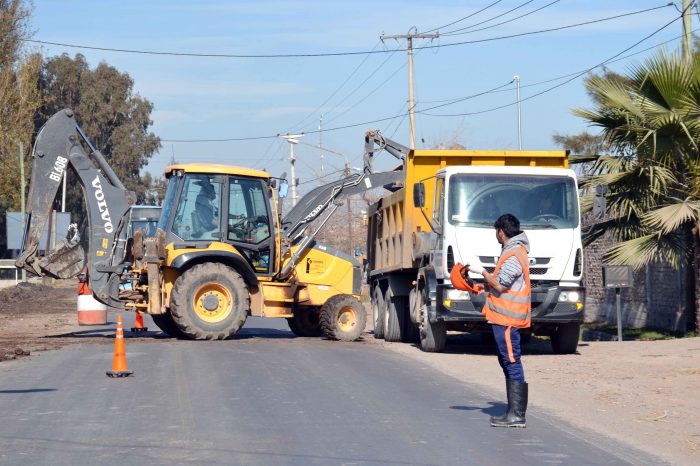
[320,294,367,342]
[418,287,446,352]
[170,263,249,340]
[287,308,323,337]
[384,293,406,342]
[551,323,580,354]
[372,285,386,339]
[151,310,186,338]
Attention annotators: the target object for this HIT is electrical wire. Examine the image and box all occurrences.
[443,0,536,34]
[23,4,673,59]
[442,0,561,36]
[286,40,384,133]
[420,12,684,118]
[420,0,504,34]
[297,45,402,132]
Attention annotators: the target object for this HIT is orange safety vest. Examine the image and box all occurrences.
[482,245,531,329]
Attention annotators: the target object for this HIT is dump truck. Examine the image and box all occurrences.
[364,131,585,353]
[15,109,402,340]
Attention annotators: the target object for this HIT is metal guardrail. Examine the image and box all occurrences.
[0,259,19,284]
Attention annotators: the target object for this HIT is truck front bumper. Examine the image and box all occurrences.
[433,283,585,324]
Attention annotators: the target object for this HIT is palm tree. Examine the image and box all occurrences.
[574,50,700,333]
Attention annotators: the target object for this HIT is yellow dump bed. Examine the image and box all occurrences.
[367,148,569,275]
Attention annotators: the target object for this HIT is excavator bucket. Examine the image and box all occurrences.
[37,224,85,279]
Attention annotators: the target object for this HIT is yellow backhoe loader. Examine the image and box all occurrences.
[16,109,403,340]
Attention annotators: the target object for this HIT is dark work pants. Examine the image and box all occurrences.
[491,324,525,383]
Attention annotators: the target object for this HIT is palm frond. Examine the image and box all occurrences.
[641,199,700,234]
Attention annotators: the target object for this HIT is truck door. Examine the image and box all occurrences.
[224,176,275,277]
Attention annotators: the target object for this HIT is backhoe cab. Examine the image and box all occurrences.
[17,109,403,341]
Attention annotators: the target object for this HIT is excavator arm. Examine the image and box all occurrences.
[15,109,134,309]
[277,130,405,278]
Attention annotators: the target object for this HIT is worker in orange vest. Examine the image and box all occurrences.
[453,213,531,428]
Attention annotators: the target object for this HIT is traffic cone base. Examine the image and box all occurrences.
[107,315,133,378]
[131,312,148,333]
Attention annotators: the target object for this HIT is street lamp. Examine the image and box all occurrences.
[514,75,522,150]
[279,134,303,207]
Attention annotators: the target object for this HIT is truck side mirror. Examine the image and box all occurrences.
[279,179,289,199]
[413,183,425,208]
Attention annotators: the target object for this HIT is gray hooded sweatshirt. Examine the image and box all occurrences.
[496,232,530,293]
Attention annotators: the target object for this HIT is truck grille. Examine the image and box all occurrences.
[485,266,547,275]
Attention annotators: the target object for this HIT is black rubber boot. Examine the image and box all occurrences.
[490,379,527,428]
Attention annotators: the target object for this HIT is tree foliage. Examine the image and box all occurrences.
[36,53,161,217]
[574,51,700,271]
[0,0,41,252]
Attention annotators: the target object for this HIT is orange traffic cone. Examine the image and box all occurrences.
[130,312,148,333]
[106,315,133,378]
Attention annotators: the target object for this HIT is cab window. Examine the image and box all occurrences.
[172,174,222,240]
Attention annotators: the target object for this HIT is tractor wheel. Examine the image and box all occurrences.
[170,263,249,340]
[320,294,367,342]
[151,310,186,338]
[372,285,386,339]
[287,308,323,337]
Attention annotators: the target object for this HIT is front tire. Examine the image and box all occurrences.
[170,263,249,340]
[151,310,186,338]
[287,308,323,337]
[418,288,446,352]
[320,294,367,342]
[551,323,580,354]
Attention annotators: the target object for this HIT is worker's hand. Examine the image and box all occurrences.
[466,263,485,275]
[472,283,485,295]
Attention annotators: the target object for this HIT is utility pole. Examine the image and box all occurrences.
[345,162,353,255]
[682,0,693,61]
[280,134,303,207]
[381,29,439,150]
[514,75,522,150]
[19,142,26,282]
[319,115,324,179]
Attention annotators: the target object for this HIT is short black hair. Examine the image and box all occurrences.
[494,213,521,238]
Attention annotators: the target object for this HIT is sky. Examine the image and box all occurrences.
[26,0,693,194]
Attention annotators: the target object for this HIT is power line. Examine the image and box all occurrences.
[162,15,683,144]
[418,28,697,105]
[442,0,561,36]
[421,13,683,118]
[23,4,673,59]
[298,45,402,132]
[443,0,536,34]
[420,0,504,34]
[286,40,384,132]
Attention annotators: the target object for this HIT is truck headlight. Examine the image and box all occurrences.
[447,289,471,301]
[558,291,580,302]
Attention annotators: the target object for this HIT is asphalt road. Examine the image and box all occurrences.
[0,314,656,466]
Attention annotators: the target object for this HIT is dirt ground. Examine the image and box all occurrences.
[1,281,699,464]
[373,332,700,465]
[0,280,112,362]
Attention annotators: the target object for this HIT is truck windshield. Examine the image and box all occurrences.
[448,174,579,229]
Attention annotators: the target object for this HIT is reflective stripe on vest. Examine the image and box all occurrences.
[482,245,532,328]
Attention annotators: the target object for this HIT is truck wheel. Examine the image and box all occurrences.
[170,263,249,340]
[418,289,446,352]
[551,323,581,354]
[287,308,323,337]
[320,294,367,342]
[372,285,386,339]
[151,310,186,338]
[384,294,406,342]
